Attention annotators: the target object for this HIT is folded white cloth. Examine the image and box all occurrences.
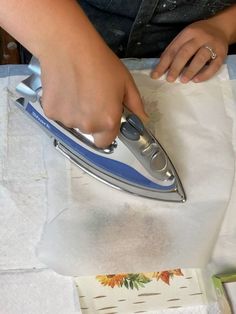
[0,269,80,314]
[0,74,47,270]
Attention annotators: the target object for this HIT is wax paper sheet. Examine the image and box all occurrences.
[1,65,235,276]
[36,66,235,276]
[209,82,236,274]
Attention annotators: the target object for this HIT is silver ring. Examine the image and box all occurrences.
[203,45,217,60]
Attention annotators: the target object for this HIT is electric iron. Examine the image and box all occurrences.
[15,57,186,202]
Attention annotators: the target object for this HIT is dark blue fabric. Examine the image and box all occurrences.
[78,0,236,57]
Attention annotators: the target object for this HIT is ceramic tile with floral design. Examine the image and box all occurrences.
[75,268,225,313]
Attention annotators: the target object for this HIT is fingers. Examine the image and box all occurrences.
[180,45,218,83]
[151,34,195,80]
[124,77,149,122]
[93,127,119,148]
[94,80,149,148]
[93,78,149,148]
[152,40,199,82]
[42,76,147,149]
[151,20,228,83]
[164,39,198,82]
[152,42,224,84]
[192,57,223,82]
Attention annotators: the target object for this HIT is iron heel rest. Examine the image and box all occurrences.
[16,57,186,202]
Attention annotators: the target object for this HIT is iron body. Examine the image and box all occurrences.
[16,57,186,202]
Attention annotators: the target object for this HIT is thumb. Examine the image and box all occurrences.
[123,78,149,122]
[93,129,118,148]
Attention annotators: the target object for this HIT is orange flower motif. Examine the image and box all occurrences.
[153,269,184,285]
[96,274,128,288]
[171,269,184,276]
[96,269,184,289]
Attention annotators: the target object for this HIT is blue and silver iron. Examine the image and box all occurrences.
[16,57,186,202]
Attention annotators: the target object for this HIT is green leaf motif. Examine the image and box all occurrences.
[130,280,134,289]
[119,273,152,290]
[124,279,129,289]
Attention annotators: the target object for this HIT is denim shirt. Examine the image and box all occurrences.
[78,0,236,57]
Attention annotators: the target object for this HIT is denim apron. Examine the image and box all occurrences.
[78,0,236,57]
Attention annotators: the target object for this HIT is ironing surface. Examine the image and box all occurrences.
[31,65,235,275]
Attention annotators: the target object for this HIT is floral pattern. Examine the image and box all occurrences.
[96,269,183,290]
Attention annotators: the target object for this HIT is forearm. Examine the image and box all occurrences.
[0,0,105,59]
[208,4,236,44]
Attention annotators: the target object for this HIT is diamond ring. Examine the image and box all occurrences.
[203,45,217,60]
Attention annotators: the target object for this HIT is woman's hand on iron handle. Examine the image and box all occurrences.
[41,43,147,148]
